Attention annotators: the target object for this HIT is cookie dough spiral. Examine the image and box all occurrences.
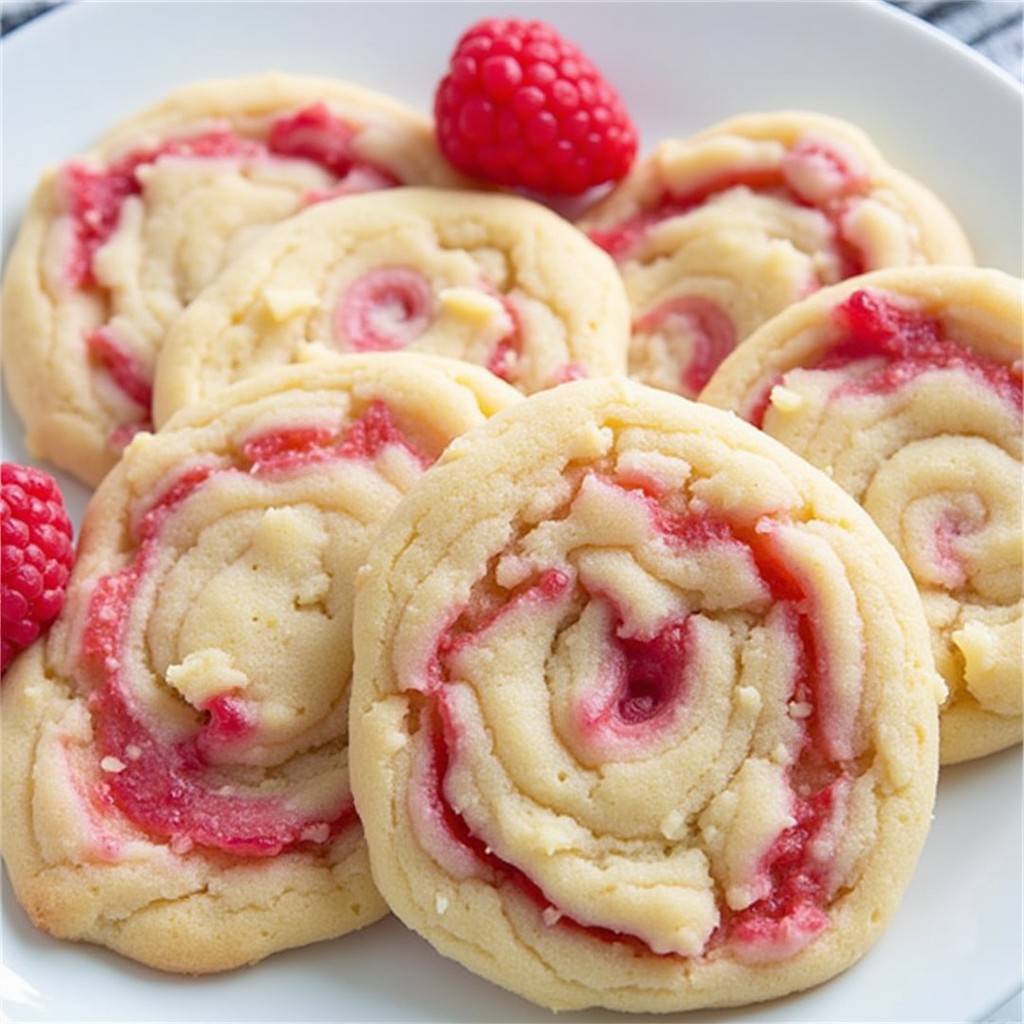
[701,266,1022,764]
[152,187,630,426]
[1,73,464,487]
[349,376,942,1013]
[576,111,974,399]
[0,352,520,973]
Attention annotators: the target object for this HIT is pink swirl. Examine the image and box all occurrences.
[748,288,1023,427]
[588,135,868,280]
[334,267,436,351]
[403,478,856,961]
[633,295,737,396]
[77,401,425,858]
[59,103,403,420]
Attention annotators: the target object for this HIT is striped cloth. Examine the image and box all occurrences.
[890,0,1023,78]
[1,0,1022,80]
[1,0,57,34]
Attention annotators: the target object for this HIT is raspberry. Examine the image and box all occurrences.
[2,463,75,675]
[434,18,638,196]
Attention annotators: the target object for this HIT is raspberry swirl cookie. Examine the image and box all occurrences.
[152,187,630,426]
[576,110,974,398]
[0,352,520,973]
[701,266,1023,765]
[1,73,464,487]
[349,377,943,1013]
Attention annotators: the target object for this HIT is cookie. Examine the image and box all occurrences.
[1,72,464,488]
[348,376,943,1013]
[576,110,975,398]
[701,265,1022,765]
[0,352,521,973]
[151,187,631,426]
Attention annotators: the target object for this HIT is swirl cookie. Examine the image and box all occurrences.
[1,73,464,487]
[152,187,631,426]
[701,266,1023,765]
[576,110,975,398]
[0,352,520,973]
[349,376,943,1013]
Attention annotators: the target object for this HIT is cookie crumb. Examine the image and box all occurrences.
[541,906,562,928]
[788,700,813,719]
[769,384,804,413]
[262,286,321,321]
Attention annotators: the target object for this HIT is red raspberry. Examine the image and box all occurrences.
[2,463,75,675]
[434,18,638,196]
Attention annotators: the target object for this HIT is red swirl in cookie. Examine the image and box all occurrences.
[349,377,942,1013]
[331,267,529,385]
[0,353,520,972]
[701,266,1022,764]
[418,515,861,955]
[1,73,465,487]
[152,187,629,426]
[576,111,974,398]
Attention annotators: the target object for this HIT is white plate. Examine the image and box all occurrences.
[1,2,1021,1021]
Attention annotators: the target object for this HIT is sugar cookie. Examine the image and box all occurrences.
[701,265,1022,764]
[1,73,463,486]
[577,111,974,398]
[152,187,630,425]
[349,376,942,1012]
[1,352,520,972]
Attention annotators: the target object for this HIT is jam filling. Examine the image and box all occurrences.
[85,328,155,440]
[612,619,691,726]
[483,292,524,384]
[719,783,834,951]
[412,474,845,957]
[63,128,262,290]
[930,500,987,589]
[335,267,436,352]
[78,402,427,857]
[423,691,654,956]
[63,102,393,290]
[335,399,432,468]
[266,101,379,181]
[825,289,1023,408]
[85,328,153,411]
[587,165,784,259]
[587,134,868,281]
[750,288,1024,427]
[241,424,341,474]
[633,294,738,396]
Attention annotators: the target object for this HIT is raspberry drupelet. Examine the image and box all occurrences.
[434,18,638,196]
[1,463,75,674]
